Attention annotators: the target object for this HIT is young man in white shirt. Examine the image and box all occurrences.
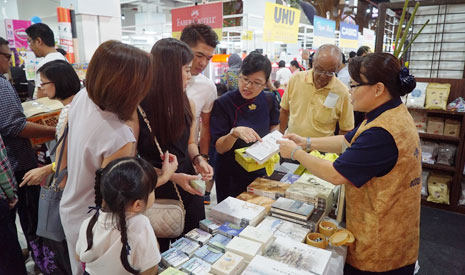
[26,23,67,99]
[180,24,219,204]
[275,60,292,87]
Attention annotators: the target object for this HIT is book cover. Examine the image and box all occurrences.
[264,237,331,275]
[161,248,190,268]
[286,174,336,213]
[209,197,266,227]
[159,267,187,275]
[218,222,244,238]
[171,237,200,257]
[238,226,274,250]
[210,252,245,275]
[185,228,212,245]
[242,255,314,275]
[181,257,211,275]
[194,245,224,264]
[225,237,262,262]
[236,192,275,213]
[199,219,220,234]
[262,170,287,182]
[271,197,314,219]
[246,178,290,199]
[207,234,232,252]
[279,172,301,184]
[245,130,284,164]
[256,216,309,243]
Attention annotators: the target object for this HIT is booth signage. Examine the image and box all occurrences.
[263,3,301,43]
[313,16,336,49]
[339,22,359,49]
[57,7,75,64]
[362,28,375,51]
[4,19,31,66]
[171,2,223,40]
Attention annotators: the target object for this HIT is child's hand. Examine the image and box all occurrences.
[161,151,178,179]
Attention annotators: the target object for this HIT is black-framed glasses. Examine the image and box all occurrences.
[239,75,265,89]
[38,81,54,88]
[0,52,12,60]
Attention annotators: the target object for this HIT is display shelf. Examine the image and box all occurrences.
[418,132,460,143]
[422,163,456,172]
[407,107,465,116]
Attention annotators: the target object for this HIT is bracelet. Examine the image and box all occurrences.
[291,146,302,161]
[192,154,208,165]
[306,137,311,152]
[51,162,56,173]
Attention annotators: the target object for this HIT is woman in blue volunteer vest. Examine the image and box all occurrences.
[278,53,421,274]
[210,52,280,203]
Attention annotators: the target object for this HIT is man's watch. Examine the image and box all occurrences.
[230,127,238,138]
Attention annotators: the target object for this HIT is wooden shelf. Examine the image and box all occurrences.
[419,132,460,142]
[422,163,456,172]
[408,107,465,116]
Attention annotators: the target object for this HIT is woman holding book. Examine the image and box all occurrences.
[211,52,280,203]
[278,53,421,275]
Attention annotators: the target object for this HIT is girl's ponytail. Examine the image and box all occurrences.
[118,199,139,274]
[85,168,104,251]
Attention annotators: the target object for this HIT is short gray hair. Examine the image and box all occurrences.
[313,44,342,65]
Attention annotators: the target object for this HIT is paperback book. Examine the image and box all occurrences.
[185,228,213,245]
[161,248,190,269]
[271,197,314,221]
[225,237,262,262]
[264,237,331,275]
[279,172,301,184]
[217,222,244,238]
[246,178,290,199]
[236,192,275,213]
[270,207,324,232]
[199,219,221,234]
[245,130,284,164]
[171,237,200,257]
[194,245,224,264]
[256,216,309,243]
[238,226,274,252]
[210,251,245,275]
[207,234,232,253]
[181,257,211,275]
[208,196,266,227]
[159,267,187,275]
[242,255,314,275]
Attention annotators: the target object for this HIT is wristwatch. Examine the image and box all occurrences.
[230,127,238,138]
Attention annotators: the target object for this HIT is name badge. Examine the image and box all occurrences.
[323,92,339,108]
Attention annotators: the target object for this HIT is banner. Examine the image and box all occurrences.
[4,19,31,66]
[171,2,223,40]
[339,22,358,49]
[263,3,301,43]
[362,28,375,51]
[313,16,335,49]
[57,7,75,63]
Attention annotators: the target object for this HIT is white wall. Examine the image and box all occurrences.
[0,0,19,38]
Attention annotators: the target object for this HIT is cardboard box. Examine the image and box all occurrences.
[22,98,63,146]
[443,119,461,137]
[426,117,444,135]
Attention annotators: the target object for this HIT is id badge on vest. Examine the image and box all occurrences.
[323,92,339,108]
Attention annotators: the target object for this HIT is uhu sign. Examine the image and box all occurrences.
[264,3,301,43]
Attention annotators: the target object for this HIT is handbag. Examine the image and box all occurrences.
[138,106,186,238]
[36,124,68,242]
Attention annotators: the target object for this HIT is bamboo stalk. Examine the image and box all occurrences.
[395,2,420,58]
[399,19,430,59]
[394,0,409,56]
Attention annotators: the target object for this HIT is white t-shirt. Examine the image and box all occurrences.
[33,52,67,98]
[276,67,292,85]
[186,73,217,144]
[337,66,351,88]
[76,212,161,275]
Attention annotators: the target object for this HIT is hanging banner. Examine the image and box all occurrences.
[57,7,75,63]
[4,19,31,66]
[263,3,301,43]
[339,22,358,49]
[362,28,375,51]
[171,2,223,40]
[313,16,335,49]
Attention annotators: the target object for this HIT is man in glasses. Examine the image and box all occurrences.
[280,44,354,140]
[25,23,66,99]
[0,37,56,272]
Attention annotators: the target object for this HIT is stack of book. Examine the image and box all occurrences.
[159,266,187,275]
[185,228,213,246]
[161,248,190,269]
[194,245,224,265]
[236,192,275,213]
[256,216,310,243]
[171,237,200,257]
[180,257,211,275]
[209,197,267,227]
[241,255,314,275]
[286,174,336,215]
[264,237,332,275]
[207,234,232,253]
[238,226,274,253]
[225,237,262,263]
[200,219,221,234]
[217,222,244,238]
[271,197,314,222]
[246,178,290,199]
[210,251,246,275]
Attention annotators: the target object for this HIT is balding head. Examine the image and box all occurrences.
[313,44,342,66]
[312,44,342,89]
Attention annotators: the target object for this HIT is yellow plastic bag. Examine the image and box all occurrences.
[234,147,280,176]
[299,151,339,175]
[425,83,451,110]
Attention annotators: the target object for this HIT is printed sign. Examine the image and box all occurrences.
[339,22,358,49]
[313,16,336,49]
[57,7,75,63]
[4,19,31,66]
[263,3,301,43]
[171,2,223,40]
[362,28,375,51]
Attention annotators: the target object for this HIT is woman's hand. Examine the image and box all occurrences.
[233,126,262,144]
[193,157,213,181]
[283,133,306,148]
[160,151,178,181]
[277,139,299,159]
[171,173,203,196]
[20,165,53,187]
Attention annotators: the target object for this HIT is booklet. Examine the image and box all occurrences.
[245,130,285,164]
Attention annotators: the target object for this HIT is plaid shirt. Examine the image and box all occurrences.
[0,75,37,172]
[0,135,17,201]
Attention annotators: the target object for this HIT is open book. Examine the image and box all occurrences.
[245,130,285,164]
[22,97,63,118]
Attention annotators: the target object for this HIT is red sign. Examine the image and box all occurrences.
[171,2,223,39]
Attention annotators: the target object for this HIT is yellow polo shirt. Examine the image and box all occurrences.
[280,69,354,137]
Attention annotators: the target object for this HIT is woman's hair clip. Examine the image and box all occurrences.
[399,67,415,88]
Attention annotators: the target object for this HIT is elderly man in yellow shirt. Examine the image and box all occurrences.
[280,44,354,138]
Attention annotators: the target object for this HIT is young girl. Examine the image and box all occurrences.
[76,157,160,275]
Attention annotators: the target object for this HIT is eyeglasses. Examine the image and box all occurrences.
[239,75,265,89]
[38,81,53,88]
[349,83,375,90]
[27,38,34,45]
[313,67,336,77]
[0,52,12,60]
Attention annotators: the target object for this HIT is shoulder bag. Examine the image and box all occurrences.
[36,124,68,242]
[138,106,186,238]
